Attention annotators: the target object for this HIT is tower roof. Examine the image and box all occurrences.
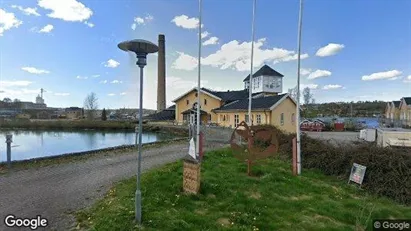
[243,64,284,82]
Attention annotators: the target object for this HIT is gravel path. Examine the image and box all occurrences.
[0,142,226,231]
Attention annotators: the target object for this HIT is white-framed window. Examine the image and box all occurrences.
[280,113,284,126]
[256,114,261,124]
[245,114,249,123]
[234,114,239,127]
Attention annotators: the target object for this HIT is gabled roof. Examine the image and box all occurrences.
[213,93,289,111]
[144,110,175,121]
[202,88,256,102]
[393,101,401,108]
[403,97,411,105]
[243,65,284,82]
[172,87,222,103]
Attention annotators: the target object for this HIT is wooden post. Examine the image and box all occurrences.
[183,156,201,194]
[292,137,297,176]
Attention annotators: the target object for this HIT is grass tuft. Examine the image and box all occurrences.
[75,148,411,231]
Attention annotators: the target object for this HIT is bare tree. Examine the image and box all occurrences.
[287,87,297,101]
[3,97,12,103]
[84,92,99,120]
[303,87,313,105]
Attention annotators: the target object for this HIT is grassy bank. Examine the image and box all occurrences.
[0,119,189,135]
[0,139,187,174]
[76,148,411,231]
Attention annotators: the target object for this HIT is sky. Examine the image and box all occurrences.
[0,0,410,110]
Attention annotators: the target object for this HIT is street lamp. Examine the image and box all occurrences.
[117,39,159,224]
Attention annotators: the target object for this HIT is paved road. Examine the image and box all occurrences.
[0,142,226,231]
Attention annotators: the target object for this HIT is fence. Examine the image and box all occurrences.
[188,124,234,146]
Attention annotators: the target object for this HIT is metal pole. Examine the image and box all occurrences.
[248,0,256,126]
[196,0,202,160]
[296,0,304,175]
[135,63,144,223]
[6,134,12,169]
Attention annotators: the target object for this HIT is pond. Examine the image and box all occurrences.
[0,130,175,162]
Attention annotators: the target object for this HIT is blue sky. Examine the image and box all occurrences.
[0,0,410,109]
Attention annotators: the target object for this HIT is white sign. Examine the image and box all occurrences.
[188,138,196,159]
[348,163,366,185]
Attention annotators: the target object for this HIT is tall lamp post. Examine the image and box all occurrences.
[296,0,304,175]
[118,39,159,223]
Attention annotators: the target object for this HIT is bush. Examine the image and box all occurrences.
[261,125,411,205]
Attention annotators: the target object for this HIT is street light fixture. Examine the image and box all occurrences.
[117,39,159,224]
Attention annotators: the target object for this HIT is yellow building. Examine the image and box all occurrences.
[385,101,401,121]
[399,97,411,127]
[16,113,31,119]
[172,65,297,133]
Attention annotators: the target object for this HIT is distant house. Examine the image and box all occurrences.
[385,101,401,121]
[16,113,31,119]
[399,97,411,127]
[65,107,83,119]
[144,105,176,124]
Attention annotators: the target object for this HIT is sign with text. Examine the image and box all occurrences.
[349,163,366,185]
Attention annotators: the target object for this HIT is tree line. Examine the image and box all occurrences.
[288,87,386,118]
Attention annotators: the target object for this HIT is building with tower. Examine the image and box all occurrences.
[171,64,297,133]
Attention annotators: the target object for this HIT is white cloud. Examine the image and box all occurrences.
[307,69,332,80]
[171,15,202,29]
[301,84,319,90]
[167,76,208,90]
[54,92,70,96]
[76,75,88,79]
[404,75,411,83]
[11,5,41,16]
[201,31,209,39]
[300,68,312,76]
[100,80,108,84]
[203,36,219,46]
[0,9,23,36]
[323,84,343,90]
[361,70,402,81]
[120,92,127,95]
[38,0,93,22]
[108,93,115,96]
[172,38,309,72]
[84,21,94,27]
[0,80,33,87]
[172,52,198,71]
[0,88,39,96]
[111,80,123,84]
[39,24,54,33]
[21,67,50,74]
[104,59,120,68]
[316,43,345,57]
[131,14,153,30]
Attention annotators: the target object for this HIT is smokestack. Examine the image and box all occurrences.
[157,34,166,112]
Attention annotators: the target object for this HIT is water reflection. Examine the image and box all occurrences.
[0,130,174,162]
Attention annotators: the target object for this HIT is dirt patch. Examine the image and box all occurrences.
[207,194,216,199]
[249,192,262,199]
[194,209,207,215]
[217,218,231,226]
[290,195,313,201]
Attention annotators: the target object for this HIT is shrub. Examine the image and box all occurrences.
[260,125,411,205]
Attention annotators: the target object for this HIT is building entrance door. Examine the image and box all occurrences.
[190,113,197,125]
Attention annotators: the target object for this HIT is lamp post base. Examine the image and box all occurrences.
[135,189,142,223]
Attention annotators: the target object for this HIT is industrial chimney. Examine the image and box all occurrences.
[157,34,166,112]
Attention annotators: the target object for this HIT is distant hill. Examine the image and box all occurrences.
[302,100,386,118]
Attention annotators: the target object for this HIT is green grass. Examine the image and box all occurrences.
[75,148,411,231]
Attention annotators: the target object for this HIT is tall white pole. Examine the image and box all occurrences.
[196,0,202,159]
[296,0,304,175]
[248,0,256,126]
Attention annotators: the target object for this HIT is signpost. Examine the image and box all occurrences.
[348,163,367,187]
